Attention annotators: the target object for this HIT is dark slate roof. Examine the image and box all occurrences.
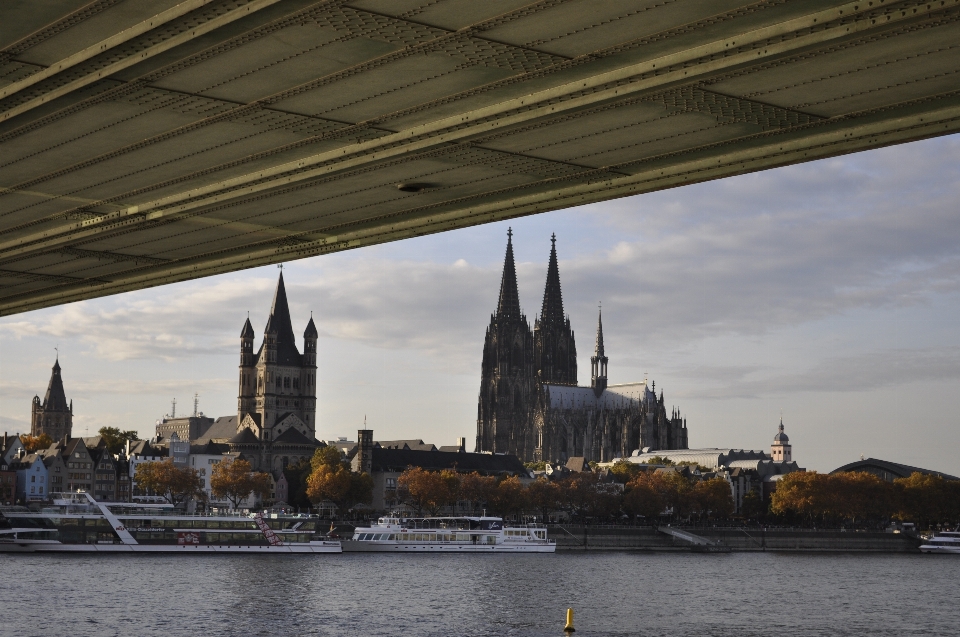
[262,272,302,366]
[42,359,70,412]
[304,316,317,338]
[127,440,161,457]
[830,458,959,481]
[376,439,437,452]
[189,441,229,455]
[241,317,255,338]
[273,428,316,446]
[369,448,526,475]
[438,446,465,453]
[83,436,106,451]
[195,416,238,443]
[565,457,591,472]
[229,428,260,445]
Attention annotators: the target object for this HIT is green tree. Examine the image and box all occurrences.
[396,467,458,515]
[305,447,373,514]
[623,473,666,523]
[526,478,563,522]
[740,489,766,520]
[489,476,527,520]
[98,427,140,455]
[211,458,271,509]
[459,472,497,515]
[692,477,734,520]
[134,458,204,506]
[609,460,642,483]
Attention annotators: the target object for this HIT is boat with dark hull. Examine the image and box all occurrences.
[0,492,341,554]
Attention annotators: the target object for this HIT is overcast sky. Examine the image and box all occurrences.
[3,135,960,474]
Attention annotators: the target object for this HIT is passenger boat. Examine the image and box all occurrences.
[919,531,960,554]
[0,492,341,553]
[342,515,556,552]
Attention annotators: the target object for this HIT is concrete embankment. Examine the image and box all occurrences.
[549,525,921,552]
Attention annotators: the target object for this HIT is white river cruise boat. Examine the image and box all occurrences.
[0,492,341,554]
[919,531,960,554]
[342,515,556,552]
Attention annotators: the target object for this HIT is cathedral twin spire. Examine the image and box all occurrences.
[491,229,582,385]
[496,228,523,322]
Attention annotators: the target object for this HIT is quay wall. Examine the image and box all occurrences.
[548,526,921,552]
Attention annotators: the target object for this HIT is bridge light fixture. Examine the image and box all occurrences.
[396,183,431,193]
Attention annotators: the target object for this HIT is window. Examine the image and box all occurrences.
[283,376,290,389]
[293,378,299,390]
[31,475,35,483]
[276,376,282,389]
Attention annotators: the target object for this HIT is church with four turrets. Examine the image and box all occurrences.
[477,230,688,464]
[231,272,320,472]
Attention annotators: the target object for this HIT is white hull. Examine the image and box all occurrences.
[342,540,555,553]
[919,545,960,554]
[0,540,341,554]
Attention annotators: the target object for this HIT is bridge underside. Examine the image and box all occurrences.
[1,0,959,315]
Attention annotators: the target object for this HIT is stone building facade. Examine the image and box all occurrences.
[30,358,73,440]
[477,231,688,463]
[231,272,320,472]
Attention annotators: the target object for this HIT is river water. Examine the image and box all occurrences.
[1,552,957,637]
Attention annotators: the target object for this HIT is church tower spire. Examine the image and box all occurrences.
[477,228,535,457]
[590,307,608,397]
[534,234,577,384]
[496,228,522,321]
[31,357,73,440]
[539,234,564,326]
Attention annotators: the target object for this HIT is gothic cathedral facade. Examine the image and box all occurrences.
[477,231,689,463]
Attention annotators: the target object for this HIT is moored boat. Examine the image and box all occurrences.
[0,492,341,553]
[342,515,556,552]
[919,531,960,554]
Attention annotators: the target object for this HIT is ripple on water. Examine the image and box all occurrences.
[1,552,958,637]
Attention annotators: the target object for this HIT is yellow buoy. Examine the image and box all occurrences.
[563,608,575,633]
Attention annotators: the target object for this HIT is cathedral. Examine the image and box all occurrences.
[476,231,688,463]
[231,272,320,471]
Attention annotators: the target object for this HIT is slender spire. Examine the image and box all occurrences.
[43,358,69,412]
[539,233,565,327]
[594,306,605,358]
[496,228,522,321]
[263,271,301,364]
[241,317,255,338]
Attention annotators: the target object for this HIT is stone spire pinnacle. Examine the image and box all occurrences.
[590,306,608,397]
[594,306,605,358]
[496,228,522,321]
[539,233,565,327]
[43,357,69,412]
[263,271,301,365]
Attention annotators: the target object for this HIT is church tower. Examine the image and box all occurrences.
[238,316,256,415]
[590,309,608,397]
[534,234,577,384]
[240,272,317,442]
[771,418,792,462]
[31,357,72,440]
[477,229,536,455]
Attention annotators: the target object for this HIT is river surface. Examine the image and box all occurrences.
[0,552,957,637]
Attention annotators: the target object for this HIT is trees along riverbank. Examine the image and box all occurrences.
[770,470,960,530]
